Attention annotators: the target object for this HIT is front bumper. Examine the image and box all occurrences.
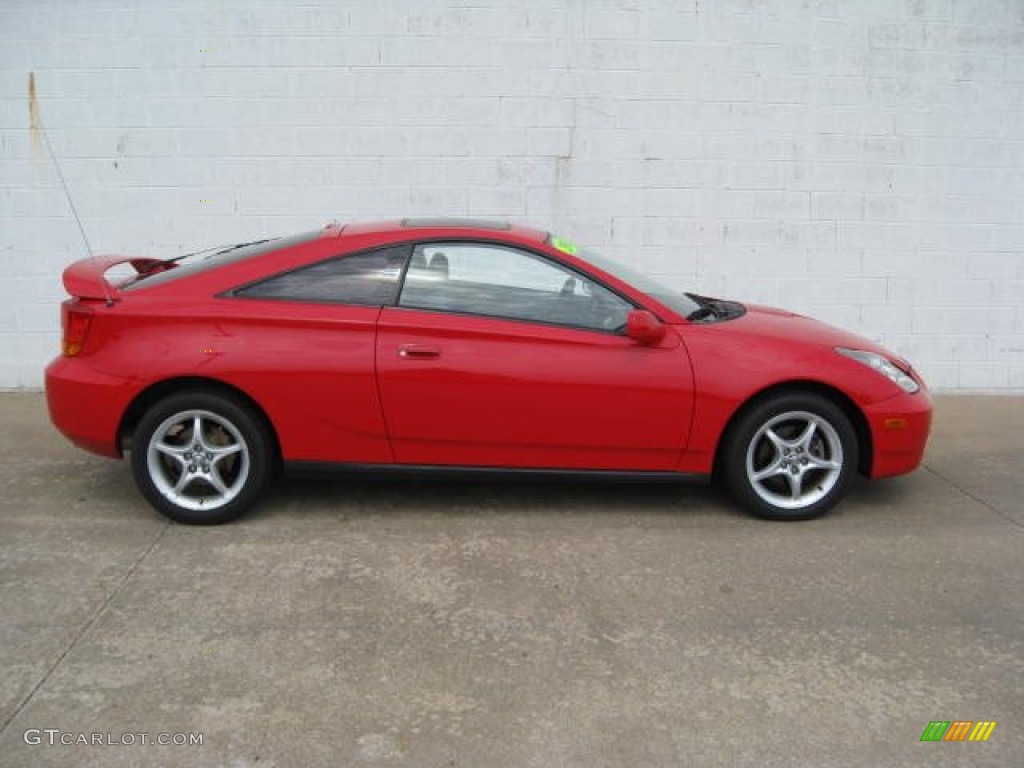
[863,388,933,479]
[45,357,135,459]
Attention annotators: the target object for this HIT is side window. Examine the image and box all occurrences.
[234,245,408,305]
[399,243,632,332]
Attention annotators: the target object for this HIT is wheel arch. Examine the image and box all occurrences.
[118,376,280,461]
[712,380,873,479]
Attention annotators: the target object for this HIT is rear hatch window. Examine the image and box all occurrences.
[122,231,319,291]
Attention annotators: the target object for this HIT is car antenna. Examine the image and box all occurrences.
[31,73,114,307]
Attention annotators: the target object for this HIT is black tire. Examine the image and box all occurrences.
[129,390,272,524]
[720,392,858,521]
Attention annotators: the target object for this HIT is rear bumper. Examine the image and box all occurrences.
[45,357,134,459]
[864,388,933,479]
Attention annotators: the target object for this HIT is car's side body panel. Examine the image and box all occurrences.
[47,297,394,463]
[172,300,392,463]
[376,306,694,469]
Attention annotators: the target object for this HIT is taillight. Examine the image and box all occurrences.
[62,301,94,357]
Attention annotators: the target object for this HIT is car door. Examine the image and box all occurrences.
[375,241,694,470]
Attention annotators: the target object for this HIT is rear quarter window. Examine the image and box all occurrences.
[232,245,409,306]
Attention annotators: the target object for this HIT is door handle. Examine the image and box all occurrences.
[398,344,440,359]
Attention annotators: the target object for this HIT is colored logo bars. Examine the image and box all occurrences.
[920,721,997,742]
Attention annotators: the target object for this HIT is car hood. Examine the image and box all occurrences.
[709,303,904,362]
[674,301,920,404]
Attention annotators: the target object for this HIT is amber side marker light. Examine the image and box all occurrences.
[884,418,908,430]
[61,302,94,357]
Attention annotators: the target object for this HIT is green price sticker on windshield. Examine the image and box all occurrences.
[550,236,578,255]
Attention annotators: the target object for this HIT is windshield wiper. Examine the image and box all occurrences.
[687,294,747,323]
[685,293,727,322]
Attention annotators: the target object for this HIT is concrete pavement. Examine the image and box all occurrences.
[0,393,1021,767]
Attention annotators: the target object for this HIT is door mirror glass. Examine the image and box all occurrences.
[625,309,666,344]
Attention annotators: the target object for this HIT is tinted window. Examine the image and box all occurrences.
[399,243,631,332]
[235,245,408,305]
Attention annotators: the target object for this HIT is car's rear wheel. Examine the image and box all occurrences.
[130,391,271,524]
[721,392,858,521]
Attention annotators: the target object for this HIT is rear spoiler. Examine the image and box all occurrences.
[62,255,166,301]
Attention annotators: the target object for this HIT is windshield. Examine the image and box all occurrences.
[575,247,701,319]
[122,231,320,291]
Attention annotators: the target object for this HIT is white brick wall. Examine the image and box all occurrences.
[2,0,1023,390]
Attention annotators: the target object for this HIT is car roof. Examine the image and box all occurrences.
[329,218,550,245]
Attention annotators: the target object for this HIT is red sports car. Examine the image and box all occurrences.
[46,218,931,524]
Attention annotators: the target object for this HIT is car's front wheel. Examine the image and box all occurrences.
[720,392,858,521]
[130,391,272,524]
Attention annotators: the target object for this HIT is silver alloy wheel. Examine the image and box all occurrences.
[146,409,250,512]
[744,410,843,511]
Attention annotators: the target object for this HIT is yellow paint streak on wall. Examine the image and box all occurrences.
[28,71,43,157]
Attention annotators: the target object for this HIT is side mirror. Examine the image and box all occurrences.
[625,309,666,345]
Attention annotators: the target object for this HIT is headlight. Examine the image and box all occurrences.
[835,348,919,393]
